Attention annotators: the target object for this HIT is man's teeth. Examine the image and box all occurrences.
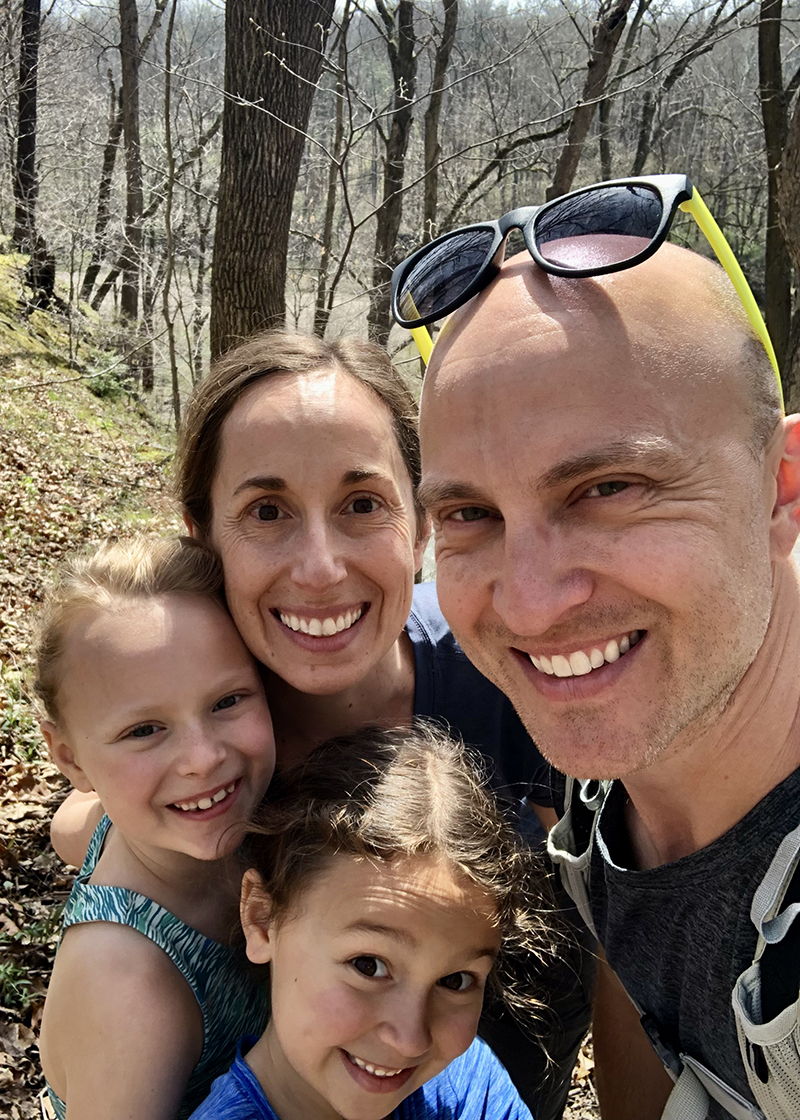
[174,782,236,812]
[279,607,363,636]
[530,631,641,678]
[349,1053,405,1077]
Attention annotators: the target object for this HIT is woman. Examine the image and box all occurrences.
[176,331,592,1120]
[54,331,591,1119]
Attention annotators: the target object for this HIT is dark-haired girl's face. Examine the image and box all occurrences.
[206,369,427,698]
[241,852,499,1120]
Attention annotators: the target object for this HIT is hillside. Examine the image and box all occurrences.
[0,253,178,1117]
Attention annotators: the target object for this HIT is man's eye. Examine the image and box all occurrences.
[438,971,474,992]
[584,480,629,499]
[213,693,241,712]
[350,956,389,979]
[451,506,491,522]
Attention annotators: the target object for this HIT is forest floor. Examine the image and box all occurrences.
[0,254,599,1119]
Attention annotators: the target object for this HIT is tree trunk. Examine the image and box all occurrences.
[422,0,458,241]
[211,0,335,358]
[119,0,143,323]
[367,0,417,347]
[80,77,123,304]
[13,0,41,249]
[314,1,352,338]
[759,0,792,374]
[776,87,800,407]
[547,0,635,201]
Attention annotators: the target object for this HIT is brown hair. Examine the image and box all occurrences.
[34,535,224,724]
[176,330,422,539]
[244,722,557,1024]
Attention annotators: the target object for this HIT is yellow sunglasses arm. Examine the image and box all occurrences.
[410,325,434,366]
[680,191,784,412]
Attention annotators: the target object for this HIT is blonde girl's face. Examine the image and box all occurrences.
[241,853,500,1120]
[43,595,276,864]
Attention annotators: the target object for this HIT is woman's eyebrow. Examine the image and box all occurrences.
[342,468,393,485]
[233,475,287,496]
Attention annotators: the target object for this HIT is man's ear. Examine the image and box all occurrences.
[40,721,94,793]
[413,512,432,575]
[771,415,800,559]
[240,868,275,965]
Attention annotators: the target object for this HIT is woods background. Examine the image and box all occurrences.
[5,0,800,415]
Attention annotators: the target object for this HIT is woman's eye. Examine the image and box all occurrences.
[350,956,389,979]
[450,507,491,522]
[584,480,630,499]
[254,502,282,521]
[213,693,241,712]
[347,496,380,515]
[438,971,474,992]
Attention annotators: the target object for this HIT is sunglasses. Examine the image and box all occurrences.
[391,173,783,410]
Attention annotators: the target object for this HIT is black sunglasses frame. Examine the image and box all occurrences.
[390,174,694,329]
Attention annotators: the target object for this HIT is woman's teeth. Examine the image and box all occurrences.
[173,782,236,812]
[348,1053,405,1077]
[279,607,363,636]
[530,631,642,678]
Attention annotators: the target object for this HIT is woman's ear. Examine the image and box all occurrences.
[40,721,94,793]
[182,509,199,539]
[241,868,275,965]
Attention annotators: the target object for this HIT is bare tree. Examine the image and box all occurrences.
[211,0,336,358]
[423,0,458,241]
[12,0,40,248]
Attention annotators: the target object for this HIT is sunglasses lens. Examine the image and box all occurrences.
[396,228,496,323]
[535,185,663,270]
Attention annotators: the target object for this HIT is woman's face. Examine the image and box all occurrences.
[207,368,425,696]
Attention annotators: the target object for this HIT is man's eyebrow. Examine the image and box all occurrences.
[233,475,286,496]
[539,437,679,490]
[417,479,493,511]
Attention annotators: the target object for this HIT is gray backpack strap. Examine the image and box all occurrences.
[732,819,800,1120]
[547,776,765,1120]
[546,776,609,939]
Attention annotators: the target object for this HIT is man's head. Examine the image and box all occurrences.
[420,243,799,779]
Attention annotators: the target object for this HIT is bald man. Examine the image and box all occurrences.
[418,244,800,1120]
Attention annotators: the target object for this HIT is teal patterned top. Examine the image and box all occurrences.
[46,815,269,1120]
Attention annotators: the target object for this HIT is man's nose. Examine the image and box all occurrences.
[493,522,594,637]
[290,517,348,591]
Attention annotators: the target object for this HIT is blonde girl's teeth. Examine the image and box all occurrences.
[604,639,620,662]
[197,797,213,810]
[212,787,228,803]
[590,647,605,668]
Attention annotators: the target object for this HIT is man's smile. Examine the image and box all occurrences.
[528,629,643,677]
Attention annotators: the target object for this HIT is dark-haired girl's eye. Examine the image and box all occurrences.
[350,956,389,979]
[438,971,474,992]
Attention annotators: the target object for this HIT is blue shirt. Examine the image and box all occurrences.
[188,1037,534,1120]
[407,583,551,810]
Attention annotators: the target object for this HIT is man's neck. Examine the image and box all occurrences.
[266,631,416,769]
[623,563,800,869]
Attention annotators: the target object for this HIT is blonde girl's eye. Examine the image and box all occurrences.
[350,956,389,979]
[126,723,161,740]
[437,971,474,992]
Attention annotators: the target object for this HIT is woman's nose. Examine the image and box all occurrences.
[290,519,348,591]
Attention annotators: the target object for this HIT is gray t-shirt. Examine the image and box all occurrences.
[576,766,800,1118]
